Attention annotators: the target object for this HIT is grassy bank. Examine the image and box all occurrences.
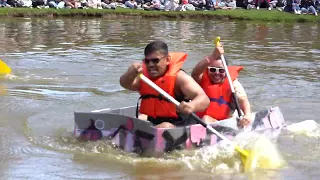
[0,7,319,23]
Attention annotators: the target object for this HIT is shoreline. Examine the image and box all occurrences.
[0,8,319,23]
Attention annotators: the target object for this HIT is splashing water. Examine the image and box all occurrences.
[176,141,242,173]
[286,120,320,138]
[3,74,19,81]
[25,128,287,175]
[236,131,286,172]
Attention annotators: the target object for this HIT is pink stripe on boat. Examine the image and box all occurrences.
[263,116,272,128]
[210,134,218,145]
[190,125,206,146]
[155,128,165,152]
[185,138,191,149]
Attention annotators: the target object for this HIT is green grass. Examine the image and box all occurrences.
[0,7,319,23]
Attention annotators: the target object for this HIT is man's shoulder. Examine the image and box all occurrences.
[175,69,193,84]
[176,69,191,78]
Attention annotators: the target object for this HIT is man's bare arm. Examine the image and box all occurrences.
[119,63,141,91]
[191,57,210,84]
[176,71,210,112]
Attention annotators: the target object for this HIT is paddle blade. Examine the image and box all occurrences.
[235,145,249,157]
[242,136,285,173]
[214,37,221,47]
[0,59,11,75]
[234,145,249,166]
[240,150,250,167]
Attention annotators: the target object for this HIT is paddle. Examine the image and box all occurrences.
[91,108,111,113]
[213,37,244,121]
[138,73,250,170]
[0,58,11,75]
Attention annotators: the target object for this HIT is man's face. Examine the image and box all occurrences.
[143,51,169,79]
[207,59,226,84]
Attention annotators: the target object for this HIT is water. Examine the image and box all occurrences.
[0,17,319,179]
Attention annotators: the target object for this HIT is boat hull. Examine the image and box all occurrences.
[74,106,285,157]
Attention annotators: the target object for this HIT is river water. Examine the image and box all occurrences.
[0,17,319,179]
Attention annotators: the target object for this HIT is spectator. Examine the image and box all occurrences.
[15,0,33,7]
[87,0,102,8]
[292,0,301,14]
[214,0,236,9]
[269,0,277,7]
[164,0,179,11]
[315,0,319,11]
[142,0,164,10]
[190,0,206,10]
[64,0,77,8]
[255,0,271,10]
[300,0,318,15]
[224,0,236,9]
[0,0,11,6]
[282,0,301,13]
[236,0,255,9]
[32,0,46,8]
[101,0,116,8]
[48,0,66,8]
[315,0,320,11]
[124,0,138,8]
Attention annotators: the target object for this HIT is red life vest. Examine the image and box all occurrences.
[139,52,187,118]
[196,66,243,120]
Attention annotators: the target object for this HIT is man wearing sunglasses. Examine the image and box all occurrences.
[191,46,252,128]
[120,40,210,128]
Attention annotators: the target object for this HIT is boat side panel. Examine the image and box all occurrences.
[108,106,137,118]
[73,106,286,157]
[74,112,159,155]
[251,106,285,131]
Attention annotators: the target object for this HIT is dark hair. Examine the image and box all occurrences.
[144,40,168,56]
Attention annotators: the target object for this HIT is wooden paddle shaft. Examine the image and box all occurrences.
[91,108,110,112]
[220,55,243,119]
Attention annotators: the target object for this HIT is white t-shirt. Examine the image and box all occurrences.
[229,79,247,117]
[233,79,247,99]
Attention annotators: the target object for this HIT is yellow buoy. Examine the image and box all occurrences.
[0,59,11,76]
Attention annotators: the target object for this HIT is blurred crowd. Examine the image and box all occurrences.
[0,0,319,16]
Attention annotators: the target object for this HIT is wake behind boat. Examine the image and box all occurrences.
[74,106,285,157]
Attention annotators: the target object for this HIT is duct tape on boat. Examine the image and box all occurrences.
[94,119,105,130]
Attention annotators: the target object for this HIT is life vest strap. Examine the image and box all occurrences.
[209,96,233,110]
[140,94,170,102]
[147,116,182,125]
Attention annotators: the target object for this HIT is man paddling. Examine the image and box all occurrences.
[191,45,252,127]
[120,40,210,128]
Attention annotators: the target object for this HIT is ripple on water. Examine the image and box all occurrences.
[0,125,68,162]
[0,127,24,159]
[4,85,124,102]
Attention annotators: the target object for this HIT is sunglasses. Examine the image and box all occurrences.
[143,55,167,64]
[208,67,226,73]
